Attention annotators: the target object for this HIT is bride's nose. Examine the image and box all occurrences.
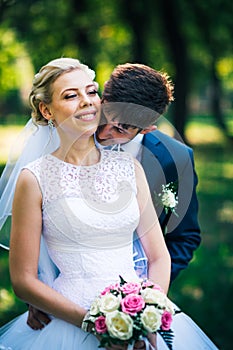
[79,92,92,108]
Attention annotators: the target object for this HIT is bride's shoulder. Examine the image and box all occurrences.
[24,154,53,168]
[22,154,52,178]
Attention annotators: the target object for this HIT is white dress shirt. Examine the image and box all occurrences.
[95,133,143,161]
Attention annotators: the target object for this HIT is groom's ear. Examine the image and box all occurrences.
[140,125,157,135]
[39,101,52,120]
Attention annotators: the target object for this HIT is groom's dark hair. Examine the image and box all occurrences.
[102,63,174,123]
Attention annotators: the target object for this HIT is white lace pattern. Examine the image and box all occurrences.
[24,150,140,309]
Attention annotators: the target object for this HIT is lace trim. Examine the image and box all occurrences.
[24,150,137,206]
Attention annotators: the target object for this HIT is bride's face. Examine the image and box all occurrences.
[47,69,101,137]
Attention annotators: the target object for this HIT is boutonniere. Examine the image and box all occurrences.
[154,182,178,217]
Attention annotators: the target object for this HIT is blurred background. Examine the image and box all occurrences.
[0,0,232,348]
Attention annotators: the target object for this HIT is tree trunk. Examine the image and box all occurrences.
[69,0,96,69]
[121,0,149,63]
[188,0,232,141]
[210,59,232,139]
[0,0,13,22]
[157,0,189,142]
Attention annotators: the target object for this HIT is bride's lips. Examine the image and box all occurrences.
[75,110,98,122]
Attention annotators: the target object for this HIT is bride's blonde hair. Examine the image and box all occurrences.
[29,57,95,125]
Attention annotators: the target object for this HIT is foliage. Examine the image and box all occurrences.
[0,27,32,95]
[0,26,33,119]
[217,57,233,92]
[1,0,132,75]
[169,116,233,350]
[0,0,232,133]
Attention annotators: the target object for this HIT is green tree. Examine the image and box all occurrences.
[188,0,233,139]
[0,26,33,121]
[1,0,233,136]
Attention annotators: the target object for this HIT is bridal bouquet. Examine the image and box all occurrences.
[83,276,174,349]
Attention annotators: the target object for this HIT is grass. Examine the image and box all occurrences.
[169,141,233,349]
[0,116,233,349]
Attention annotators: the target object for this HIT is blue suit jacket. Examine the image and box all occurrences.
[135,130,201,282]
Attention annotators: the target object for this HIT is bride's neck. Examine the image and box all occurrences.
[53,136,100,166]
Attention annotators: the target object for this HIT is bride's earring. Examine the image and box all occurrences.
[47,119,55,144]
[48,119,54,129]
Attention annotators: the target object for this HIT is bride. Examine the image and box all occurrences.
[0,57,169,349]
[0,57,219,349]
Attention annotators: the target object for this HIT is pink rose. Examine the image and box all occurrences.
[95,316,107,334]
[142,280,155,288]
[120,282,141,295]
[152,284,164,292]
[141,280,164,292]
[161,311,173,331]
[101,283,120,295]
[121,294,145,316]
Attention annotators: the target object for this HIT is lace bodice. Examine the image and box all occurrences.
[25,150,140,308]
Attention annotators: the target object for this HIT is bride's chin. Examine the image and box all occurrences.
[80,125,98,138]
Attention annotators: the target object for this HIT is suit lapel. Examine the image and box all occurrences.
[141,132,171,229]
[141,133,167,194]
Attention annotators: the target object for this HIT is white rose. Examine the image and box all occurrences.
[90,297,100,316]
[141,288,167,308]
[141,305,162,333]
[99,293,121,314]
[105,310,133,340]
[161,190,177,208]
[165,298,175,315]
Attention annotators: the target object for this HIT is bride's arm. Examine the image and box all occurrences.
[134,159,171,294]
[9,169,86,327]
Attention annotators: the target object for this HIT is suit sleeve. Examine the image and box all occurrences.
[165,148,201,283]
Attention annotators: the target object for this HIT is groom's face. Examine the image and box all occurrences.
[96,115,140,146]
[96,103,142,146]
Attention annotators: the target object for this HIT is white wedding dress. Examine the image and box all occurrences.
[0,150,218,349]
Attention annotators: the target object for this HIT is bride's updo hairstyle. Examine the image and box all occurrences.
[29,57,96,125]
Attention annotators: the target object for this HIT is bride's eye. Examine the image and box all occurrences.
[64,94,77,99]
[88,90,98,95]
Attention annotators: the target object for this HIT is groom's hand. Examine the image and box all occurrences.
[27,305,51,330]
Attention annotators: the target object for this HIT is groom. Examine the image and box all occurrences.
[27,63,201,329]
[97,63,201,282]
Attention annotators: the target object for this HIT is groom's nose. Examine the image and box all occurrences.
[97,124,113,140]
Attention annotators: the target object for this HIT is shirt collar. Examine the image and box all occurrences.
[94,133,102,149]
[94,132,144,159]
[121,133,143,159]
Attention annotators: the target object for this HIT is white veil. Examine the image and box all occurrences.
[0,118,60,285]
[0,118,60,250]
